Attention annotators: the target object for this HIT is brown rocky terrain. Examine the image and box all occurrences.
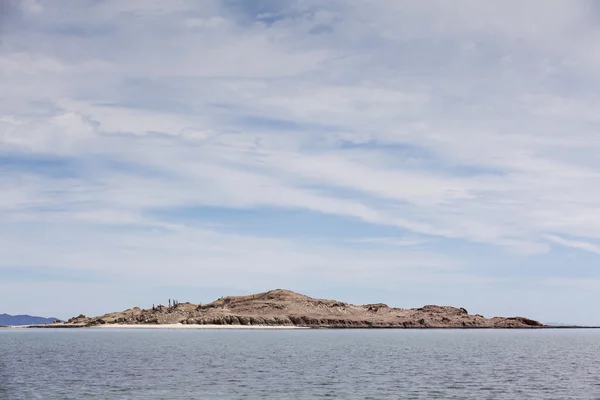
[50,289,544,329]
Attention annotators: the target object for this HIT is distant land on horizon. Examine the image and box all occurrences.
[544,322,574,327]
[0,313,59,326]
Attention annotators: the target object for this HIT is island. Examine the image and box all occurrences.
[46,289,545,329]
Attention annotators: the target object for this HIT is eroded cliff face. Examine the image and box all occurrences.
[58,289,545,329]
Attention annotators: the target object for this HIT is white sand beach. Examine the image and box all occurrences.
[5,323,306,329]
[93,323,307,329]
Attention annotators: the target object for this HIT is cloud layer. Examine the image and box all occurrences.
[2,0,600,323]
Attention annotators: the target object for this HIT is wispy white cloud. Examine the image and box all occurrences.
[2,1,600,321]
[351,237,430,247]
[543,235,600,255]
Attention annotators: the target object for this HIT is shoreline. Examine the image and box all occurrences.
[7,323,308,330]
[6,324,600,330]
[94,323,308,330]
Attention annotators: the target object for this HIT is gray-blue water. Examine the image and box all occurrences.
[1,328,599,399]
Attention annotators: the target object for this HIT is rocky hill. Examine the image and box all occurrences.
[52,289,544,329]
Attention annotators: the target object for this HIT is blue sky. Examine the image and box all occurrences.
[2,1,600,324]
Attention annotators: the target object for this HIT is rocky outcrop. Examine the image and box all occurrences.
[54,289,545,329]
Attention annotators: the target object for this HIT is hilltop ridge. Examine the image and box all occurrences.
[51,289,544,329]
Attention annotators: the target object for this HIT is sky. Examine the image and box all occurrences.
[1,0,600,324]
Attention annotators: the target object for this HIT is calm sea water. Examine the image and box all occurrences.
[1,328,599,399]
